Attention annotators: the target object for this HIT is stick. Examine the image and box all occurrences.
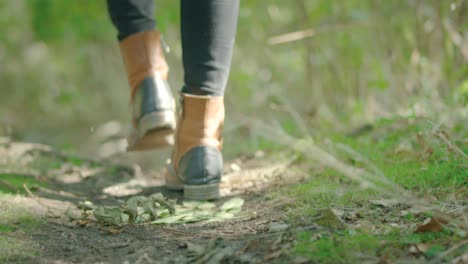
[23,184,61,218]
[429,239,468,264]
[268,22,369,45]
[436,131,468,160]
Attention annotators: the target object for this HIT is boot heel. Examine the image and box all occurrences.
[184,183,220,200]
[165,163,184,191]
[127,110,176,151]
[138,110,176,136]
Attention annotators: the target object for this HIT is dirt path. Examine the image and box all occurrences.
[1,141,304,263]
[32,195,284,264]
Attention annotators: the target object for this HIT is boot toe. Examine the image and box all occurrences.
[178,146,223,186]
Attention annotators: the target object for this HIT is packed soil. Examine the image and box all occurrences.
[1,141,304,264]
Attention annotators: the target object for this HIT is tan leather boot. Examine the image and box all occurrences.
[119,30,176,151]
[166,94,224,200]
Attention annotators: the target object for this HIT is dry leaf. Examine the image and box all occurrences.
[331,209,345,218]
[220,197,244,213]
[67,193,244,227]
[78,219,89,226]
[93,206,130,226]
[315,209,347,230]
[414,217,447,233]
[77,201,97,211]
[152,214,186,224]
[106,227,123,235]
[369,199,400,208]
[409,243,432,255]
[268,222,290,233]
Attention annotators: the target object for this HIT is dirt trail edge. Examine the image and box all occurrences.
[0,141,305,264]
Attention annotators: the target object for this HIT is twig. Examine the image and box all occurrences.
[23,184,61,218]
[254,121,431,210]
[429,239,468,264]
[436,130,468,160]
[268,22,370,45]
[268,29,316,45]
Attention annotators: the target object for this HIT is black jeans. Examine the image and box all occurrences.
[107,0,239,96]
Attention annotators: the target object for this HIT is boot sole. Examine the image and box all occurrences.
[165,163,184,191]
[184,183,220,200]
[165,163,221,200]
[127,110,176,151]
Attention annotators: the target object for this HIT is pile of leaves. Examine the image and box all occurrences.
[65,194,245,227]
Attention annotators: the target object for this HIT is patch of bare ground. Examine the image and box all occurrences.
[1,141,304,263]
[31,195,294,264]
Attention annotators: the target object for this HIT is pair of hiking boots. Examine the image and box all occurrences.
[120,31,223,200]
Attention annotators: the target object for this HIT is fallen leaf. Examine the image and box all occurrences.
[342,210,362,221]
[93,206,129,226]
[220,197,244,213]
[369,199,400,208]
[67,193,245,227]
[332,208,346,218]
[125,196,146,221]
[105,227,123,235]
[182,200,216,210]
[408,243,432,255]
[268,222,290,233]
[415,217,447,233]
[315,209,347,230]
[211,211,235,222]
[181,213,213,223]
[78,219,89,226]
[393,141,414,154]
[152,214,186,224]
[77,201,97,211]
[64,208,86,221]
[149,193,175,215]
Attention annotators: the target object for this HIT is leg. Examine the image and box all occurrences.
[166,0,239,200]
[107,0,156,41]
[107,0,176,151]
[180,0,239,96]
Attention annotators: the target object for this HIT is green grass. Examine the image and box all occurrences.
[0,237,38,264]
[0,173,47,194]
[325,117,467,192]
[281,116,467,263]
[0,194,43,263]
[294,229,460,264]
[0,194,44,231]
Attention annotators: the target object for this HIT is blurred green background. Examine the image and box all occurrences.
[0,0,466,160]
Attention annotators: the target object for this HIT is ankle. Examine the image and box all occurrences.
[182,86,222,96]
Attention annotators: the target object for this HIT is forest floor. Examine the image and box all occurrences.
[0,139,307,264]
[0,114,467,264]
